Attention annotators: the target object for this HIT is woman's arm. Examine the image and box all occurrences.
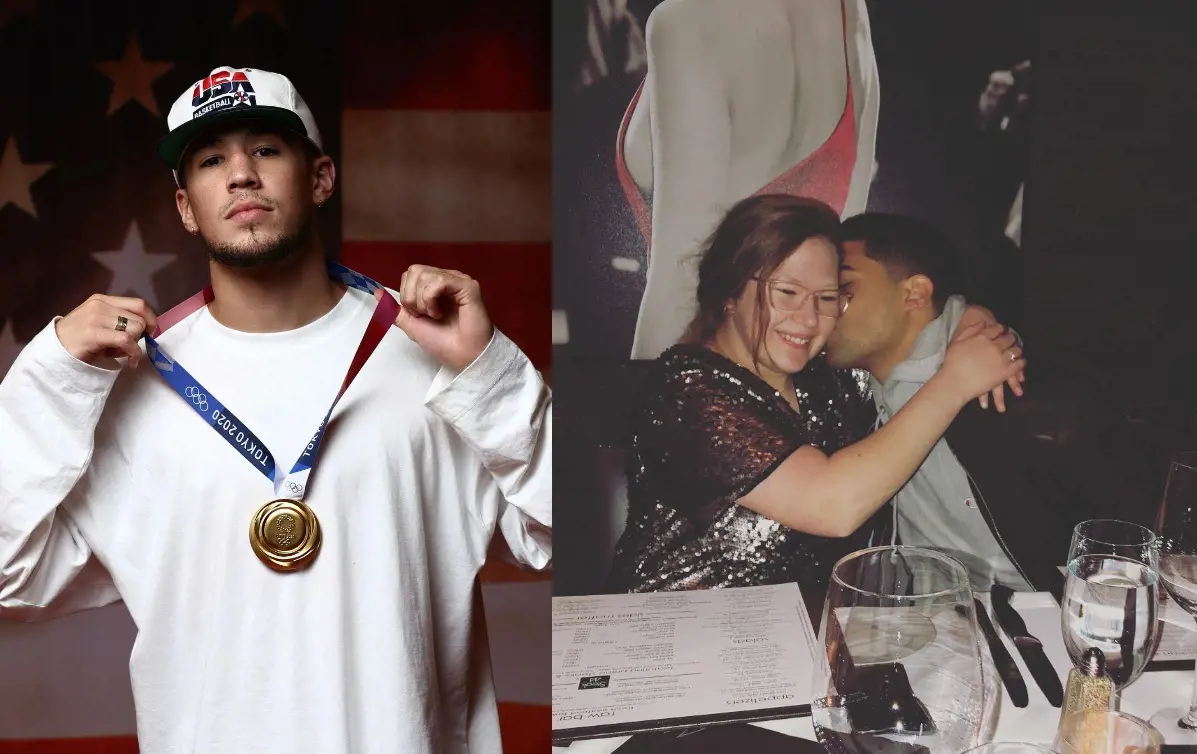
[739,322,1023,537]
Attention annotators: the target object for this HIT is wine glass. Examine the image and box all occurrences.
[811,546,986,754]
[1061,519,1160,694]
[1148,451,1197,743]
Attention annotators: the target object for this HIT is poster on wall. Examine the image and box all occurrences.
[552,0,1033,363]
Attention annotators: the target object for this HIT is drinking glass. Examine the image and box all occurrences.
[1148,451,1197,743]
[1061,519,1160,691]
[961,744,1057,754]
[1055,709,1162,754]
[811,546,985,754]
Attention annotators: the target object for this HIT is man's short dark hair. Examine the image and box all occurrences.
[840,212,965,314]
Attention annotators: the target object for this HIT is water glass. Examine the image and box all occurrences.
[1061,519,1160,690]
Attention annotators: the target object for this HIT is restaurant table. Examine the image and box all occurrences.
[553,590,1196,753]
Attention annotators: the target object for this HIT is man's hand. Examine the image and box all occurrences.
[377,265,494,371]
[55,294,158,368]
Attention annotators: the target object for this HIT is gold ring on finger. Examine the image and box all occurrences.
[115,315,129,332]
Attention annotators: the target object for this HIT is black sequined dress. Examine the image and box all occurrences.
[606,345,875,609]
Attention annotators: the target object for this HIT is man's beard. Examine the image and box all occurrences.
[203,214,314,269]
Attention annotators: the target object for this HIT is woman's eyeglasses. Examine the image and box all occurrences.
[755,278,850,318]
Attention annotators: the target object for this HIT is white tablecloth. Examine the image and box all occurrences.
[552,591,1194,752]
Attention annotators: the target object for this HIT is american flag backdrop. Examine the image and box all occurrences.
[0,1,550,752]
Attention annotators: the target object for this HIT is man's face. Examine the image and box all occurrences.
[175,122,333,268]
[824,240,907,372]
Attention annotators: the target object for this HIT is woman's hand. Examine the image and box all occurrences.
[955,304,1025,411]
[940,319,1026,412]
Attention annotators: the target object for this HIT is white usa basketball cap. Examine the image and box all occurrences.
[158,66,323,176]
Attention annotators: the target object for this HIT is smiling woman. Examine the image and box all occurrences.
[604,194,1023,603]
[690,199,844,399]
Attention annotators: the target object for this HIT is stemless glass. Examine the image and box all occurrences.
[961,744,1058,754]
[811,546,985,754]
[1149,451,1197,743]
[1061,520,1160,691]
[1055,710,1163,754]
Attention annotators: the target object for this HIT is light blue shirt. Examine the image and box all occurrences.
[872,295,1031,592]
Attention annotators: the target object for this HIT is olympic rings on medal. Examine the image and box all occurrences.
[286,481,304,495]
[183,385,209,412]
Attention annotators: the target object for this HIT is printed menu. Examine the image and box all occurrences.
[551,583,818,743]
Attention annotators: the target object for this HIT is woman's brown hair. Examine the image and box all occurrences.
[681,194,843,366]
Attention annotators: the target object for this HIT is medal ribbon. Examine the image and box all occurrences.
[142,262,399,500]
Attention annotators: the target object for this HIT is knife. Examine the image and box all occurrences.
[991,584,1064,707]
[974,597,1028,708]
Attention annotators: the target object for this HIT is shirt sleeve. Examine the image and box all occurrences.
[0,320,123,621]
[636,362,802,519]
[424,329,551,570]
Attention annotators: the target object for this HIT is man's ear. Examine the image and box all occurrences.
[311,155,336,206]
[175,188,198,235]
[903,274,935,312]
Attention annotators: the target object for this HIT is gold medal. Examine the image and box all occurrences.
[151,265,398,576]
[249,499,322,572]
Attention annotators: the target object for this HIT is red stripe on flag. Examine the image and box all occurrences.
[479,560,551,583]
[340,109,550,244]
[341,0,550,111]
[480,534,551,584]
[0,738,138,754]
[497,703,551,754]
[0,708,550,754]
[339,242,550,370]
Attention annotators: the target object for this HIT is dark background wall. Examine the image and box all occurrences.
[553,0,1197,596]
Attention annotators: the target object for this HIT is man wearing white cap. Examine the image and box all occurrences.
[0,66,551,753]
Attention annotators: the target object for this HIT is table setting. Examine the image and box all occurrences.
[552,452,1197,753]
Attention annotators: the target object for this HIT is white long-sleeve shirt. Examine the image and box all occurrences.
[0,286,552,753]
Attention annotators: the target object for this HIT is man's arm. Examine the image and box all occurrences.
[383,265,551,569]
[0,321,124,620]
[425,331,551,568]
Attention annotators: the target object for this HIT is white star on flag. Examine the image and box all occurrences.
[0,137,53,218]
[95,35,174,116]
[91,222,176,309]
